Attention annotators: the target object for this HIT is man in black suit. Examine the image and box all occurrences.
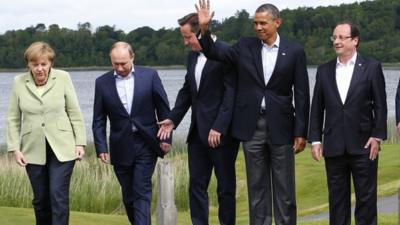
[309,22,387,225]
[195,1,310,225]
[158,13,239,225]
[396,78,400,134]
[92,42,171,225]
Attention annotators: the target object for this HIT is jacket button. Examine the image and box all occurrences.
[42,123,45,127]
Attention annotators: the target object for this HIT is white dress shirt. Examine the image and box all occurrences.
[194,35,217,90]
[336,52,357,104]
[194,52,207,90]
[261,34,280,108]
[115,66,137,131]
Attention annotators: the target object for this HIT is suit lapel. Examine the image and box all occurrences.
[108,72,130,116]
[344,55,365,104]
[250,40,266,86]
[131,68,142,115]
[24,73,42,102]
[188,53,199,96]
[198,59,211,94]
[42,70,56,96]
[267,39,286,87]
[327,60,343,105]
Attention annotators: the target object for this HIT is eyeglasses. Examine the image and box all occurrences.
[330,36,352,42]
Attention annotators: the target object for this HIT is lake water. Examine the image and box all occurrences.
[0,68,398,144]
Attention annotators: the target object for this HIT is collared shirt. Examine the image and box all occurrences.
[194,35,217,90]
[261,34,280,108]
[194,52,207,90]
[114,66,137,131]
[336,52,357,104]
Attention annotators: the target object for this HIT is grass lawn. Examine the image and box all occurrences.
[0,143,398,224]
[0,206,397,225]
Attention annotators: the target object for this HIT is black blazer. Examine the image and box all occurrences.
[309,55,387,157]
[169,41,236,146]
[396,78,400,124]
[92,66,171,165]
[200,31,310,144]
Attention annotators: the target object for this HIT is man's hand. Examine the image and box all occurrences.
[14,150,27,167]
[208,129,221,148]
[364,137,380,161]
[99,153,110,164]
[160,142,172,154]
[75,145,85,160]
[157,119,174,141]
[397,122,400,135]
[195,0,215,32]
[311,144,323,162]
[293,137,306,154]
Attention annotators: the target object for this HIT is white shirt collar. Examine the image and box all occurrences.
[337,52,357,66]
[114,65,135,78]
[261,33,280,49]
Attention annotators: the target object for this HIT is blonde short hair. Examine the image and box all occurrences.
[24,41,55,64]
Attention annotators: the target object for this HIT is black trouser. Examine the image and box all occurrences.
[188,129,239,225]
[26,141,75,225]
[325,153,378,225]
[113,132,158,225]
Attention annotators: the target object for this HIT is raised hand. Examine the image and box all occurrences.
[157,119,174,140]
[195,0,215,31]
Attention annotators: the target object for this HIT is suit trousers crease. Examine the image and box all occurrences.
[26,139,75,225]
[187,129,239,225]
[113,132,158,225]
[242,114,296,225]
[325,153,378,225]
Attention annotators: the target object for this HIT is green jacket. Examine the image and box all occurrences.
[6,69,86,165]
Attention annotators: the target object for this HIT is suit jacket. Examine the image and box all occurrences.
[6,69,86,165]
[200,31,310,144]
[92,66,171,165]
[168,42,236,146]
[308,55,387,157]
[396,78,400,124]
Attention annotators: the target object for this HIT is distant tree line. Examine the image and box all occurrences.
[0,0,398,68]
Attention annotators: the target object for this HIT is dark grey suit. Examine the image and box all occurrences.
[309,54,387,225]
[200,31,309,225]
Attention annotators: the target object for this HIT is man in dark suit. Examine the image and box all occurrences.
[309,22,387,225]
[92,42,171,225]
[196,1,310,225]
[157,13,239,225]
[396,78,400,134]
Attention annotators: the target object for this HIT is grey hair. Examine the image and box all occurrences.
[109,41,134,57]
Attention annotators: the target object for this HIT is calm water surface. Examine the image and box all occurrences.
[0,68,398,144]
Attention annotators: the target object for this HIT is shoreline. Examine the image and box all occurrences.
[0,65,186,72]
[0,63,399,72]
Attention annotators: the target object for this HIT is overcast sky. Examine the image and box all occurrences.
[0,0,365,33]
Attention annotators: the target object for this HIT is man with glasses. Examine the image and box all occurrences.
[309,21,387,225]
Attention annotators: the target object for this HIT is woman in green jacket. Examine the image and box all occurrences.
[6,41,86,225]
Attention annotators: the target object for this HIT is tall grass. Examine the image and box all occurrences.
[0,141,398,219]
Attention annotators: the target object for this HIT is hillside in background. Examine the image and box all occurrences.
[0,0,398,68]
